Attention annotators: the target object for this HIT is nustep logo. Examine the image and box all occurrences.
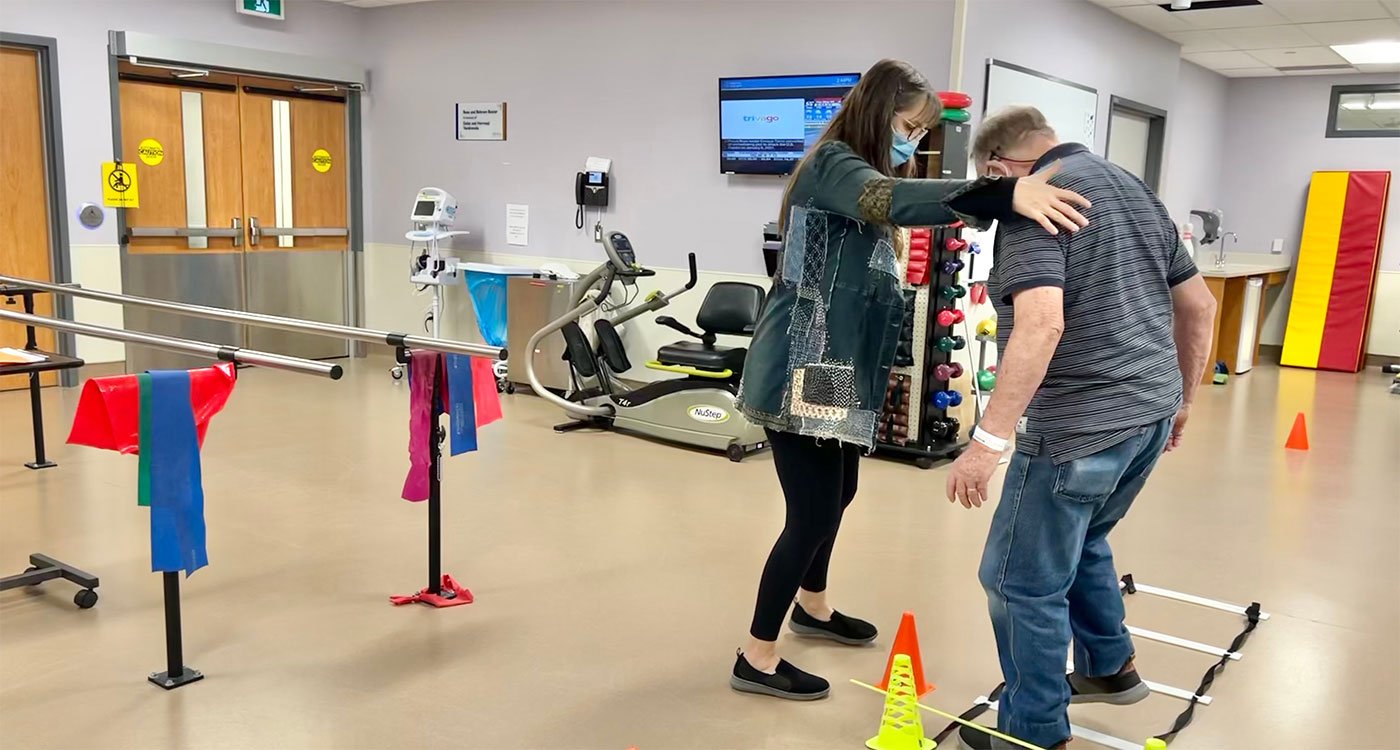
[687,405,731,424]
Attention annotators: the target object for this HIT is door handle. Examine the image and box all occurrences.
[246,217,346,246]
[126,218,242,247]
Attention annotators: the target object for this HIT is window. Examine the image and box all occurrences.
[1327,83,1400,139]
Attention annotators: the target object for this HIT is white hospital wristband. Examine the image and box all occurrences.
[971,427,1010,453]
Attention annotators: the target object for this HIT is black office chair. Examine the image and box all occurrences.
[650,282,766,380]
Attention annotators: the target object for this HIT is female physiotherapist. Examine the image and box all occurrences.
[731,59,1090,700]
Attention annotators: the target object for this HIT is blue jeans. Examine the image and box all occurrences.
[978,417,1173,749]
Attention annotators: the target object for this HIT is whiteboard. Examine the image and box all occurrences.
[983,59,1098,146]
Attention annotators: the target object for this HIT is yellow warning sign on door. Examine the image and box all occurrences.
[102,162,139,208]
[312,148,332,173]
[138,139,165,166]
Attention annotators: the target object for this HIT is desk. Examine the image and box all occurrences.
[0,285,99,608]
[1197,261,1292,383]
[1,286,85,468]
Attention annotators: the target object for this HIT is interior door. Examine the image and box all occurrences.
[239,81,349,359]
[0,46,56,390]
[119,76,246,370]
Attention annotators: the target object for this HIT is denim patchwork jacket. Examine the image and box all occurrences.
[736,142,1015,449]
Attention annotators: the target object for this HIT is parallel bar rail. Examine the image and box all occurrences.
[0,309,341,379]
[0,275,503,360]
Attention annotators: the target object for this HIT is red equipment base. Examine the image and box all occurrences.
[389,574,474,608]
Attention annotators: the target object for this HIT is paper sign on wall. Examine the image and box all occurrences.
[102,162,139,208]
[506,204,529,246]
[457,103,507,141]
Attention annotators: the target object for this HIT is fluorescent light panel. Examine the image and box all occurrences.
[1331,41,1400,65]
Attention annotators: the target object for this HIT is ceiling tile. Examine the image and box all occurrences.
[1222,67,1286,77]
[1111,5,1197,33]
[1183,50,1269,69]
[1261,1,1391,24]
[1248,46,1349,66]
[1175,4,1290,29]
[1300,18,1400,44]
[1163,29,1237,52]
[1382,0,1400,17]
[1218,24,1319,49]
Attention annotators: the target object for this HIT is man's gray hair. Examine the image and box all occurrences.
[972,105,1057,166]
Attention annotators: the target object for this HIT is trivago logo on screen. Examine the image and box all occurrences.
[743,115,782,123]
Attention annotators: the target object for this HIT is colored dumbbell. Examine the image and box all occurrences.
[933,390,964,410]
[976,318,997,337]
[936,308,965,327]
[926,417,961,441]
[933,362,965,381]
[937,335,966,352]
[968,240,982,254]
[941,258,965,276]
[945,237,969,253]
[940,284,967,301]
[977,369,997,392]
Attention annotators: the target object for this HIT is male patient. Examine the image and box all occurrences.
[945,106,1218,750]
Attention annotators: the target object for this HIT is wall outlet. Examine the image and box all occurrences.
[1270,238,1284,254]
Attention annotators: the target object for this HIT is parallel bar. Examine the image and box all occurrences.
[1128,625,1242,661]
[1124,580,1272,620]
[975,698,1142,750]
[0,309,341,380]
[0,274,504,360]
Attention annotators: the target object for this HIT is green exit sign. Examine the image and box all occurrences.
[237,0,284,20]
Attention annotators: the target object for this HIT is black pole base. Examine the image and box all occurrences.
[148,667,203,690]
[24,460,57,470]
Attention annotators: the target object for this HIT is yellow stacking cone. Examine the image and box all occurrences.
[867,654,936,750]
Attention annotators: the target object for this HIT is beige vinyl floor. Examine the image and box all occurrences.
[1,357,1396,750]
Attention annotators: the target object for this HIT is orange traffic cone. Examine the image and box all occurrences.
[877,612,935,697]
[1285,412,1309,451]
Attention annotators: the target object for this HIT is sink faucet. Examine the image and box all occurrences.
[1217,232,1237,268]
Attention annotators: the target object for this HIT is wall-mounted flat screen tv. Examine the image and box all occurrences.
[719,73,860,175]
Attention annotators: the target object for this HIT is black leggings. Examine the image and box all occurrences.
[749,429,861,641]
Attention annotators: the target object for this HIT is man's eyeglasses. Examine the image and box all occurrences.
[990,151,1039,165]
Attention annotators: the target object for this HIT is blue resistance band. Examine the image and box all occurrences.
[144,370,209,577]
[445,353,478,456]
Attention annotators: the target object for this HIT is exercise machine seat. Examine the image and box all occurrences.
[656,341,748,373]
[655,282,765,375]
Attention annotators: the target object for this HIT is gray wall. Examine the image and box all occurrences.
[364,0,956,274]
[1159,61,1228,225]
[0,0,367,244]
[1219,73,1400,348]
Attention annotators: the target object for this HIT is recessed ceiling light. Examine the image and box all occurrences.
[1331,41,1400,65]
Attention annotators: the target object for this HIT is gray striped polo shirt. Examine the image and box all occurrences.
[988,143,1199,463]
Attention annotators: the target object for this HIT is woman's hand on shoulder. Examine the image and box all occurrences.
[1011,162,1091,235]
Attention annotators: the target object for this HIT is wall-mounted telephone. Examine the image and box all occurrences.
[575,157,612,232]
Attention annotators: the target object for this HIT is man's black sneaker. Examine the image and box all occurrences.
[730,652,830,701]
[1068,664,1151,705]
[788,604,878,645]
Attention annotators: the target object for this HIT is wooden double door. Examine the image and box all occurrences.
[118,68,351,370]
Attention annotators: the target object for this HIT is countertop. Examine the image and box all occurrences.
[1195,258,1293,278]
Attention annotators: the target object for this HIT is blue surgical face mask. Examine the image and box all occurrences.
[891,129,918,167]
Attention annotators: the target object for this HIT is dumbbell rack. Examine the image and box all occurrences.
[876,224,971,470]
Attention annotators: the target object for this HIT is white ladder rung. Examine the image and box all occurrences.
[975,697,1144,750]
[1121,579,1271,620]
[1128,625,1242,661]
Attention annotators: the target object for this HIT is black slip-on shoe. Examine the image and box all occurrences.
[729,652,829,701]
[1068,665,1151,705]
[788,603,878,645]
